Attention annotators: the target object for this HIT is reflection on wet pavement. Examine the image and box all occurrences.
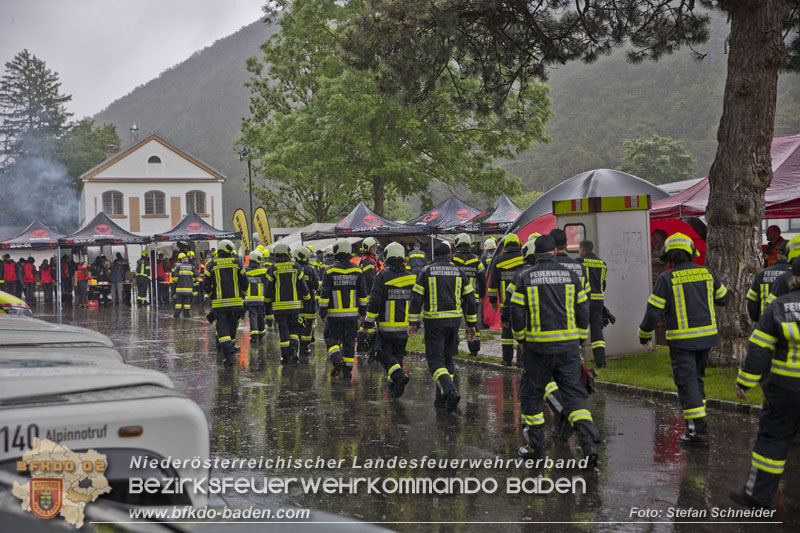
[43,306,799,531]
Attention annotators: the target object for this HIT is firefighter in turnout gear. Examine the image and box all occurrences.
[638,233,730,447]
[172,253,196,318]
[294,246,319,356]
[408,242,477,413]
[319,239,369,380]
[764,235,800,308]
[453,233,486,356]
[731,256,800,509]
[509,235,602,465]
[488,234,523,365]
[549,229,591,349]
[359,237,380,294]
[262,246,276,328]
[480,238,497,270]
[265,243,310,363]
[362,242,415,398]
[407,242,428,275]
[245,250,268,342]
[135,251,151,306]
[577,239,609,368]
[203,239,247,362]
[747,239,789,322]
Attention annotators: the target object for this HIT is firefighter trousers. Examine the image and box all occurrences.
[325,319,358,373]
[377,333,408,381]
[299,313,315,354]
[247,303,266,336]
[135,277,149,305]
[589,300,606,367]
[423,320,459,397]
[520,345,601,451]
[174,292,193,314]
[214,307,241,355]
[275,312,300,361]
[741,380,800,506]
[669,346,709,436]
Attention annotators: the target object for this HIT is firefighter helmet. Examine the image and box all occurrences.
[454,233,472,251]
[484,238,497,250]
[218,240,236,255]
[294,246,312,261]
[178,253,187,260]
[527,232,542,242]
[362,237,378,251]
[664,232,698,257]
[187,250,195,258]
[249,250,263,263]
[141,250,149,257]
[787,235,800,262]
[324,245,334,256]
[272,243,290,256]
[383,242,405,261]
[333,239,352,256]
[522,239,537,259]
[503,234,521,247]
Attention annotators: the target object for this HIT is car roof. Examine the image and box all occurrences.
[0,316,114,348]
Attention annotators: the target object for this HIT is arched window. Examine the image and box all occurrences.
[147,155,161,164]
[144,190,166,215]
[102,191,124,215]
[186,190,206,215]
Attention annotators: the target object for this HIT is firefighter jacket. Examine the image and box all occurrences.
[738,283,800,393]
[748,260,791,321]
[203,255,247,309]
[578,251,607,300]
[409,256,477,328]
[638,261,730,350]
[480,250,495,271]
[264,260,310,314]
[487,244,523,306]
[407,250,428,274]
[766,271,793,308]
[135,258,151,280]
[453,252,487,300]
[244,261,268,305]
[359,253,379,293]
[555,252,589,293]
[318,260,368,321]
[296,260,318,318]
[364,263,417,335]
[172,261,197,294]
[509,254,589,355]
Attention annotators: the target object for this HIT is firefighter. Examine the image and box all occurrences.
[359,237,380,293]
[245,250,268,342]
[135,251,151,306]
[638,233,730,446]
[764,235,800,307]
[265,243,310,363]
[452,233,486,356]
[578,239,608,368]
[509,234,601,464]
[407,241,428,275]
[294,246,319,356]
[319,239,368,380]
[747,240,789,322]
[408,242,477,412]
[172,253,196,318]
[362,242,415,397]
[261,246,275,328]
[203,239,247,363]
[186,250,200,304]
[488,234,523,366]
[480,238,497,270]
[731,256,800,509]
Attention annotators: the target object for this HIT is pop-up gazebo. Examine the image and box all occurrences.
[153,211,241,242]
[458,194,522,234]
[405,196,482,234]
[0,219,65,251]
[302,202,429,240]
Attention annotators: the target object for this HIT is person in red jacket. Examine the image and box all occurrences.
[22,257,37,306]
[2,254,20,297]
[76,260,92,307]
[39,259,54,304]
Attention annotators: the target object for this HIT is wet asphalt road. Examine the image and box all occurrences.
[39,304,800,531]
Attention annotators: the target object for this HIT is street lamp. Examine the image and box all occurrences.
[239,148,253,228]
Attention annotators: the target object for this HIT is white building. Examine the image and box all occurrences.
[79,133,225,236]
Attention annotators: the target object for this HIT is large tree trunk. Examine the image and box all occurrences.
[705,0,790,366]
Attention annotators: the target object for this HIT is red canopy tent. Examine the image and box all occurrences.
[651,134,800,220]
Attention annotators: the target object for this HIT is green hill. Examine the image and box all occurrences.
[94,14,800,225]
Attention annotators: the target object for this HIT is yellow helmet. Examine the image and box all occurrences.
[178,253,187,260]
[187,250,195,258]
[664,233,699,257]
[786,235,800,262]
[527,232,542,242]
[503,234,521,248]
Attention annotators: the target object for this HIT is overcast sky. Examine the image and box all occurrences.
[1,0,265,119]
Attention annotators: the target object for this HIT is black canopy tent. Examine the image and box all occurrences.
[153,211,241,242]
[458,194,522,234]
[405,196,482,234]
[302,202,430,241]
[0,219,65,251]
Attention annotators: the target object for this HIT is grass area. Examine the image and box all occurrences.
[597,346,764,405]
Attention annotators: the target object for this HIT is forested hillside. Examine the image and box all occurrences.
[94,13,800,225]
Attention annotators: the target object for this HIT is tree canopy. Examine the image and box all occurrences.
[620,135,696,185]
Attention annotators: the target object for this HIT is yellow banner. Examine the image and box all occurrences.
[253,207,272,246]
[232,208,250,252]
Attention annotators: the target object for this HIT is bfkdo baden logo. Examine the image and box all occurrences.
[13,438,110,528]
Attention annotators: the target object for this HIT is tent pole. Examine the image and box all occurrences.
[56,247,62,321]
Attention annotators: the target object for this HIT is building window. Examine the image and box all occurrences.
[147,155,161,164]
[102,191,124,215]
[144,190,166,215]
[789,218,800,231]
[186,190,206,215]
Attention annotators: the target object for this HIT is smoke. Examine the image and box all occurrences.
[0,156,79,232]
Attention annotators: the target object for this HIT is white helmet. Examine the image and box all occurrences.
[218,240,236,255]
[333,239,352,256]
[383,242,405,261]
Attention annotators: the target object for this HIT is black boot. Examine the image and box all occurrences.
[518,444,543,460]
[390,368,410,398]
[678,431,709,447]
[729,489,772,510]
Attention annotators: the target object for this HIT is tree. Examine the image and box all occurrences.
[238,0,550,224]
[620,135,696,184]
[55,119,122,190]
[345,1,800,366]
[0,49,72,168]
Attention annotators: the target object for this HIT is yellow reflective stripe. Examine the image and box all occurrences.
[279,341,290,347]
[752,452,785,474]
[647,293,666,309]
[455,276,463,315]
[746,288,758,302]
[749,328,778,350]
[487,287,498,294]
[736,370,761,388]
[424,311,464,319]
[674,284,688,331]
[715,283,728,299]
[388,364,402,380]
[683,406,706,419]
[521,413,545,426]
[327,267,362,274]
[429,276,437,313]
[666,325,718,339]
[501,338,516,346]
[366,311,378,319]
[496,256,523,269]
[568,409,593,425]
[707,280,716,328]
[591,340,606,348]
[385,275,417,287]
[328,345,340,353]
[524,330,580,342]
[760,284,770,314]
[565,284,575,331]
[771,359,800,378]
[408,313,420,322]
[531,286,540,333]
[510,293,525,306]
[543,381,559,401]
[766,292,776,305]
[359,297,369,306]
[576,290,588,304]
[412,284,425,295]
[783,322,800,364]
[433,368,449,381]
